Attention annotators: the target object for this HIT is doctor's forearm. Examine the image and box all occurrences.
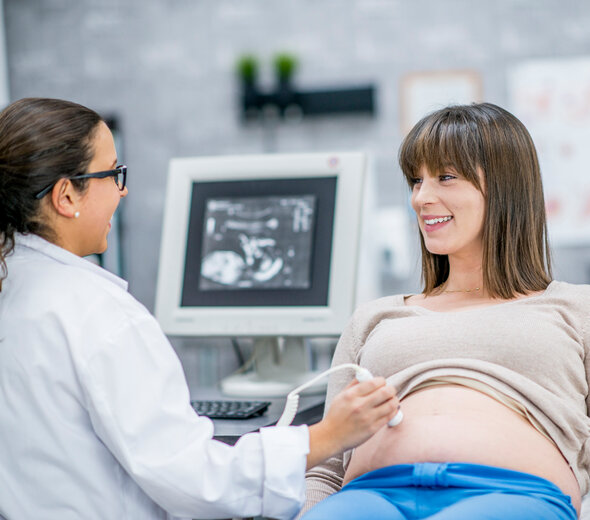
[306,422,343,470]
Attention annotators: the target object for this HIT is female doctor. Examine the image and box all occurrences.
[0,97,398,520]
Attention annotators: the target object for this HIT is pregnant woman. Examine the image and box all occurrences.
[300,103,588,520]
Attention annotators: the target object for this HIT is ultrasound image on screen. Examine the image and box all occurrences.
[198,195,316,291]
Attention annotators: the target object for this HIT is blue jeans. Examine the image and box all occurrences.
[301,463,577,519]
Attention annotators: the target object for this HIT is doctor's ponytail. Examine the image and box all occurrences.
[0,97,103,291]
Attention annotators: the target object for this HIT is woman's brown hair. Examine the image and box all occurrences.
[0,97,103,290]
[398,102,552,299]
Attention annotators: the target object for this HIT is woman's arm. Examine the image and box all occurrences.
[77,303,311,520]
[299,307,372,513]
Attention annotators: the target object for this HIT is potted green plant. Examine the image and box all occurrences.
[272,52,299,116]
[236,54,259,86]
[273,52,298,85]
[235,54,260,117]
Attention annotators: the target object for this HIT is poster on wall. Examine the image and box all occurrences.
[508,57,590,246]
[400,70,483,135]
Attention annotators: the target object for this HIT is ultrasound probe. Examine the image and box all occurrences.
[276,363,403,427]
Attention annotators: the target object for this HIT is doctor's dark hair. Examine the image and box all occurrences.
[398,102,552,299]
[0,97,104,290]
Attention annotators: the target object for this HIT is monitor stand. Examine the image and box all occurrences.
[220,336,327,398]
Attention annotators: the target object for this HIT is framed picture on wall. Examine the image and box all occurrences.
[399,69,483,135]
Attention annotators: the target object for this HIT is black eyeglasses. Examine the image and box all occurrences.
[34,165,127,200]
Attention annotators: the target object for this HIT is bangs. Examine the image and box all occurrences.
[399,106,483,190]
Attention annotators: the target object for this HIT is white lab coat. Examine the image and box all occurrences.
[0,233,309,520]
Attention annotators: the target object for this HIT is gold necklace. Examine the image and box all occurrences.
[442,286,481,293]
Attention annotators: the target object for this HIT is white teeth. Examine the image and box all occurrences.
[424,216,452,225]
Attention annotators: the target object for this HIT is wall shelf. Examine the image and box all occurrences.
[240,84,376,121]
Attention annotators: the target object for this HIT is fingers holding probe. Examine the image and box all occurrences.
[326,376,400,453]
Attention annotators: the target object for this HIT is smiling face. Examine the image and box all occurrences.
[75,121,127,256]
[399,103,552,297]
[411,164,486,261]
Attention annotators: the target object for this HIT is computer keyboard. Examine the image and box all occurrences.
[191,399,271,420]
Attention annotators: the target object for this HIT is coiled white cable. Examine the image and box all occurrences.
[275,363,403,427]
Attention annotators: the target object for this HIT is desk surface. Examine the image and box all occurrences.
[191,387,325,444]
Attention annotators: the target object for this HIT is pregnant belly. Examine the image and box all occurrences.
[343,385,581,515]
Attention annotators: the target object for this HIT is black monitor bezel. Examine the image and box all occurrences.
[181,176,337,307]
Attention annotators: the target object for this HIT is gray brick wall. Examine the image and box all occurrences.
[6,0,590,306]
[5,0,590,389]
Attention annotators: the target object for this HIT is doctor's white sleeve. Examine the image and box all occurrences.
[76,308,309,520]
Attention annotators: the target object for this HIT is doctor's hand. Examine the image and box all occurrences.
[305,378,398,470]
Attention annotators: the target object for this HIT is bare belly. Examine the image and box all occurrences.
[344,385,581,515]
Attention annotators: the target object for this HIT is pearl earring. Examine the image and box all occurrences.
[74,211,80,219]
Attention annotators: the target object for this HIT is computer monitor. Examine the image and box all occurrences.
[155,152,366,396]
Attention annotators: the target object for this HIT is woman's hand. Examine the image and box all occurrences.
[306,378,398,470]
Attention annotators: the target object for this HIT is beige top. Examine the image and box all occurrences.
[304,280,590,510]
